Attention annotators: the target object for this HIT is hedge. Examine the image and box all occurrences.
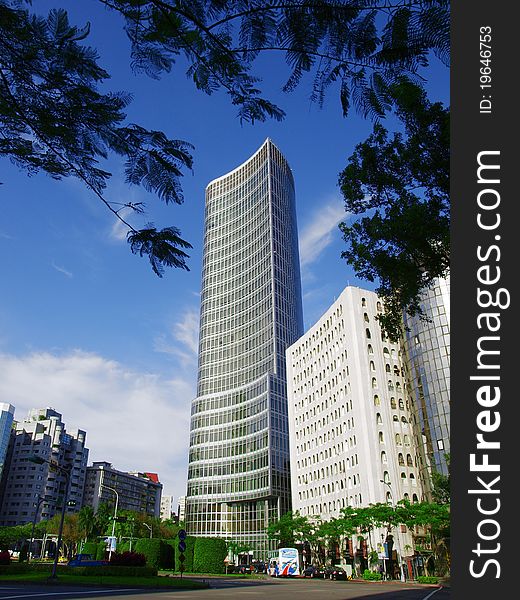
[160,539,175,570]
[68,565,157,577]
[134,539,162,569]
[80,542,99,556]
[417,575,439,584]
[174,535,195,573]
[95,541,106,561]
[193,538,227,574]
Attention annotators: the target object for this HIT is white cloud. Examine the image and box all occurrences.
[299,197,346,268]
[0,351,195,503]
[51,262,73,278]
[109,208,132,242]
[154,308,199,367]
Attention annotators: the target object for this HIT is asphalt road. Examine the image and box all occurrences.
[0,578,450,600]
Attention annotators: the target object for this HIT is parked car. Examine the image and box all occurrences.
[68,553,108,567]
[303,565,319,578]
[326,567,347,580]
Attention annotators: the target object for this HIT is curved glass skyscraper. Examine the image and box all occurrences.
[402,276,450,498]
[185,139,303,558]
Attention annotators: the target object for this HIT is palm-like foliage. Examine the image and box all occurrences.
[1,1,449,276]
[0,1,193,275]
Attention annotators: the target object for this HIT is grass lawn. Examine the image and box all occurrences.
[0,572,209,589]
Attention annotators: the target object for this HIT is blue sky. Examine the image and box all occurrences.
[0,1,449,506]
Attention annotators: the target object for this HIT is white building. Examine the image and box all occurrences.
[0,407,89,526]
[287,286,423,573]
[160,494,175,521]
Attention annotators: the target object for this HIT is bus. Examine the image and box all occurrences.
[267,547,300,577]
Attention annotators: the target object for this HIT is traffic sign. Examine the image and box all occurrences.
[178,541,186,553]
[178,529,187,540]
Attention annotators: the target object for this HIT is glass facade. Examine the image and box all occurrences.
[185,139,303,558]
[402,276,450,497]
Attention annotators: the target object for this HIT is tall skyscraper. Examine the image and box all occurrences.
[185,139,303,558]
[0,403,15,480]
[402,276,450,498]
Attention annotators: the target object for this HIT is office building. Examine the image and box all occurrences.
[82,461,162,517]
[160,494,175,521]
[402,276,450,498]
[0,407,88,526]
[185,139,304,558]
[287,286,423,571]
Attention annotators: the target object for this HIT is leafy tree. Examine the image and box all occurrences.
[338,80,449,339]
[1,0,449,276]
[78,505,97,542]
[267,510,312,547]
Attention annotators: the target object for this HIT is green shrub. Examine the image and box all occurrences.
[417,575,439,584]
[110,551,146,566]
[174,535,195,573]
[134,539,162,569]
[68,565,157,577]
[95,542,106,561]
[362,569,382,581]
[81,542,98,556]
[193,538,227,574]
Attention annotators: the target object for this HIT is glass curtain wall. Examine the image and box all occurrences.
[185,139,303,558]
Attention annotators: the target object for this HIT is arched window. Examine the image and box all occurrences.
[374,395,380,406]
[398,398,405,410]
[390,397,397,409]
[395,433,402,445]
[393,415,399,422]
[410,473,416,485]
[370,360,376,371]
[376,412,382,424]
[404,435,410,446]
[379,432,384,443]
[412,494,419,503]
[377,301,382,312]
[398,453,405,466]
[366,328,371,339]
[372,377,378,389]
[381,451,387,464]
[364,312,370,323]
[385,363,391,373]
[368,344,374,355]
[406,454,413,466]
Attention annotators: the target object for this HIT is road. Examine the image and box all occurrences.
[0,577,450,600]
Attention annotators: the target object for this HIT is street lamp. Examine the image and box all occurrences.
[100,483,119,561]
[143,522,153,539]
[29,495,45,561]
[28,456,71,580]
[380,480,406,582]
